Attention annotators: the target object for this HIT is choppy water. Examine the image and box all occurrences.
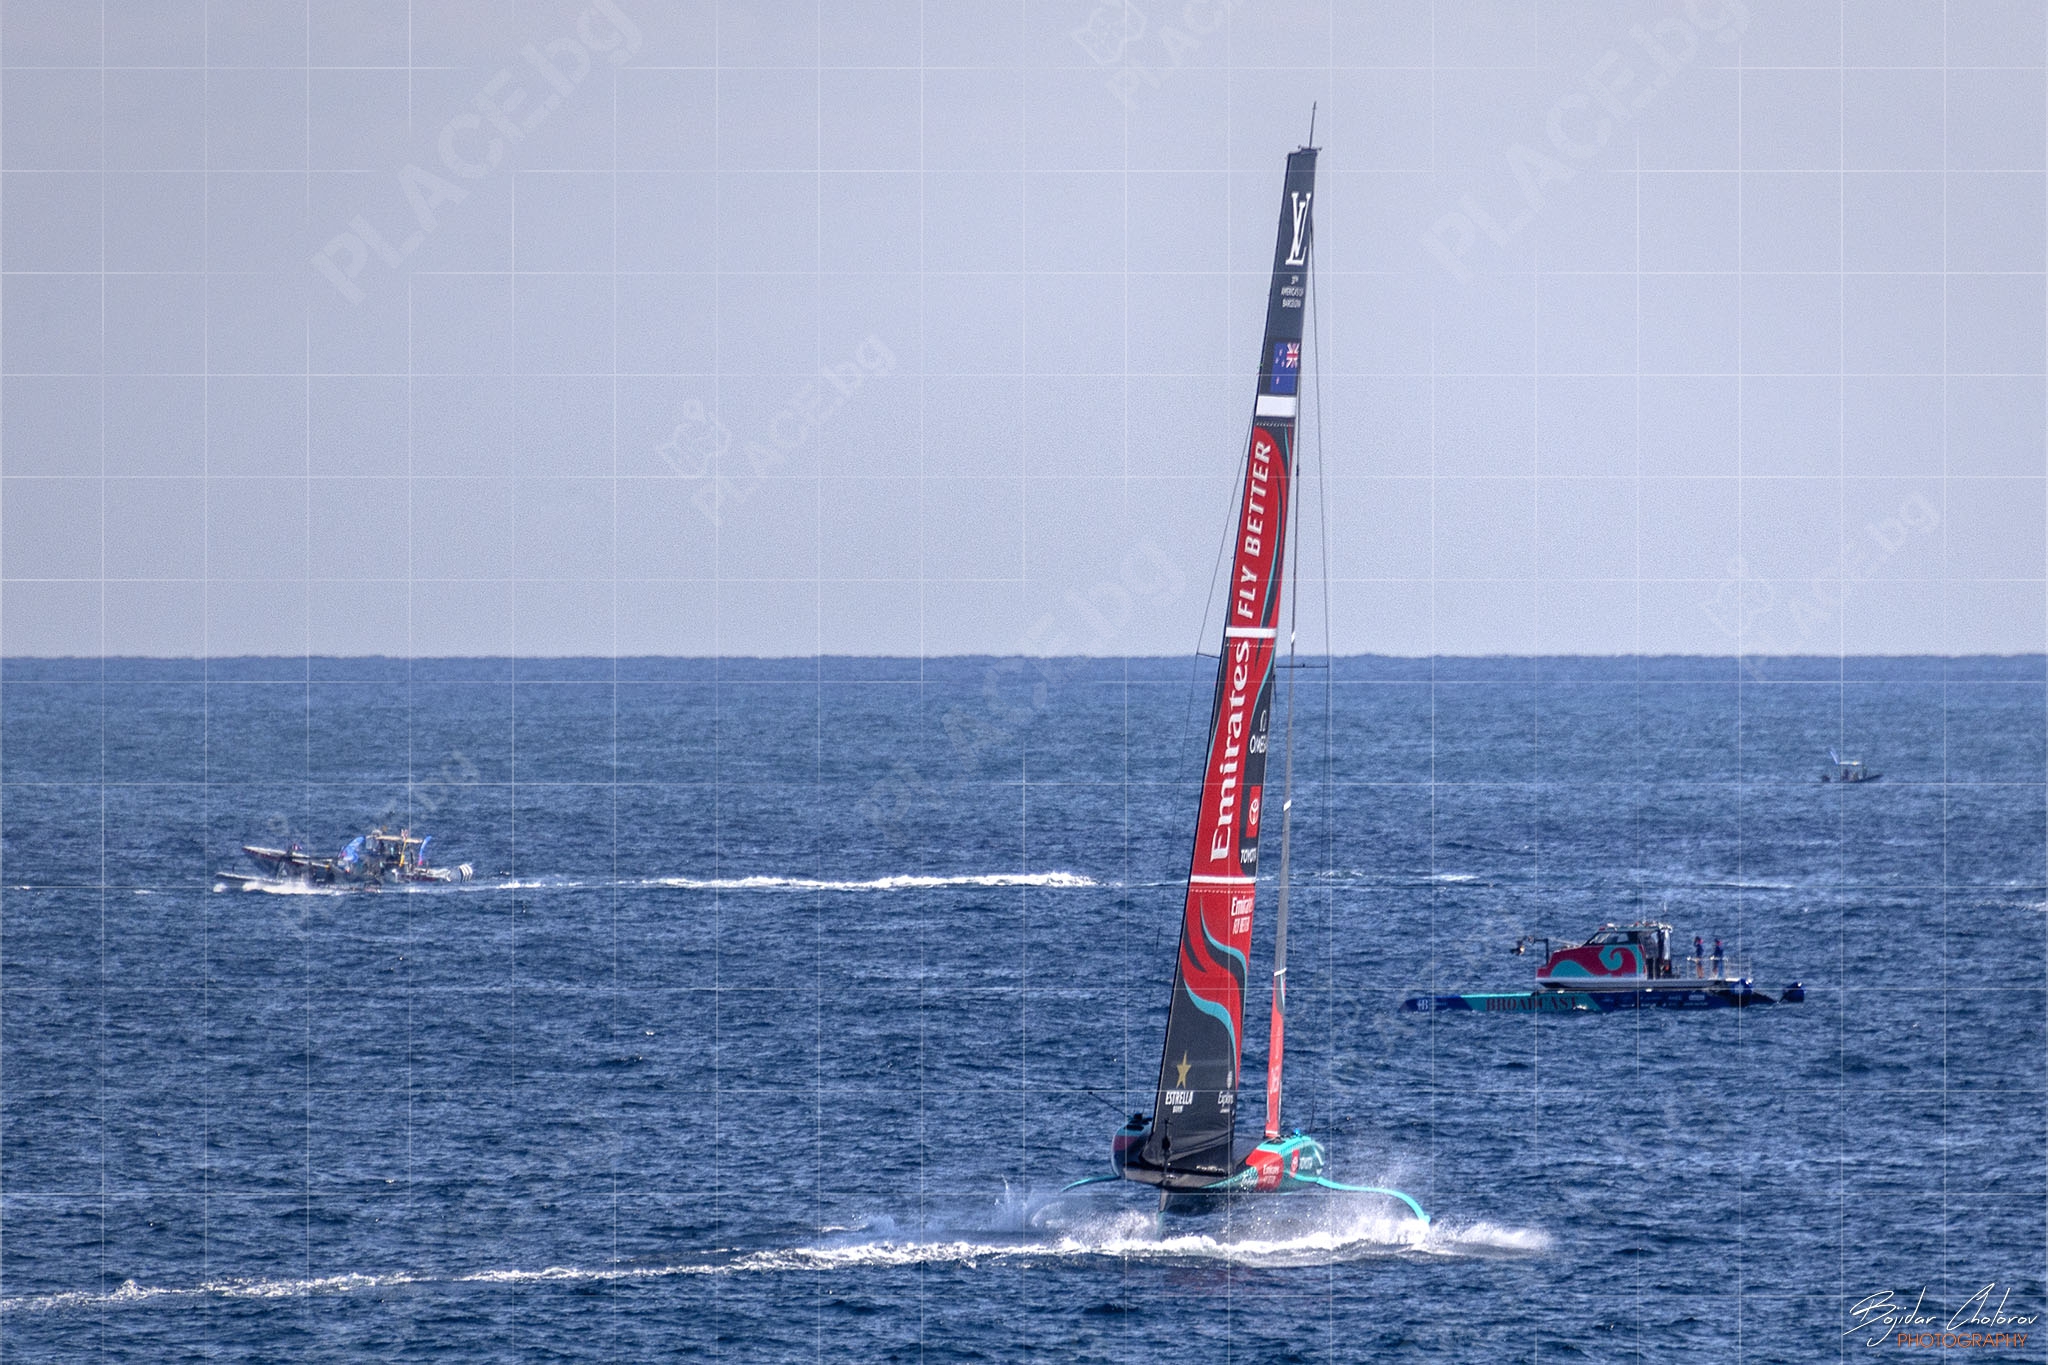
[2,655,2042,1361]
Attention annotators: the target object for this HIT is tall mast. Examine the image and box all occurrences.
[1134,144,1318,1187]
[1263,613,1298,1139]
[1264,114,1317,1142]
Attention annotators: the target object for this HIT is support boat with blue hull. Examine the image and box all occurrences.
[1403,920,1805,1014]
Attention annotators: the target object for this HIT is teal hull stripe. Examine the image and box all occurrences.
[1299,1175,1431,1225]
[1182,1172,1431,1226]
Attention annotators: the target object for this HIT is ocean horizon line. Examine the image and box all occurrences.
[6,651,2044,661]
[4,653,2043,687]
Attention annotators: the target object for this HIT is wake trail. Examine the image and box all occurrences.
[211,870,1101,896]
[0,1264,719,1315]
[3,1192,1545,1316]
[638,871,1099,893]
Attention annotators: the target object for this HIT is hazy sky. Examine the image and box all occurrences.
[2,0,2043,657]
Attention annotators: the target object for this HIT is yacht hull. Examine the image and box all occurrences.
[1404,983,1784,1013]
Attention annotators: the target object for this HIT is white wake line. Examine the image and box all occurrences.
[1,1218,1547,1314]
[736,1219,1547,1270]
[212,871,1101,896]
[0,1265,709,1315]
[638,872,1099,892]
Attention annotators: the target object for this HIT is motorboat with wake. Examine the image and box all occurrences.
[1064,135,1428,1225]
[1403,920,1805,1013]
[221,827,473,890]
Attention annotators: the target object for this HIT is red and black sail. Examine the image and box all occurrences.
[1129,147,1315,1187]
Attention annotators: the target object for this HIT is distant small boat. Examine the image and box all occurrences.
[1821,748,1881,784]
[1403,920,1806,1014]
[221,827,473,889]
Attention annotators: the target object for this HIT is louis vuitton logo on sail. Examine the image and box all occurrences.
[1284,191,1312,266]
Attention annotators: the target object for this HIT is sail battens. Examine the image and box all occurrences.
[1133,145,1317,1188]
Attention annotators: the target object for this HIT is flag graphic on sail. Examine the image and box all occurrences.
[1133,147,1315,1186]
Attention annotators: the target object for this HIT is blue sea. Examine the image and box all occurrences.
[2,655,2043,1362]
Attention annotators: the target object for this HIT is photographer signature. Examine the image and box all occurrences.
[1845,1284,2038,1347]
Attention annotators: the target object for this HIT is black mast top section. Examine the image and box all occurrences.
[1256,148,1317,396]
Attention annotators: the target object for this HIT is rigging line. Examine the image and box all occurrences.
[1159,412,1260,977]
[1268,200,1317,1140]
[1178,411,1261,788]
[1269,335,1304,1141]
[1310,225,1335,1137]
[1073,1088,1145,1119]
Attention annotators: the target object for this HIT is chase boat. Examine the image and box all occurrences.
[223,827,473,890]
[1403,920,1806,1014]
